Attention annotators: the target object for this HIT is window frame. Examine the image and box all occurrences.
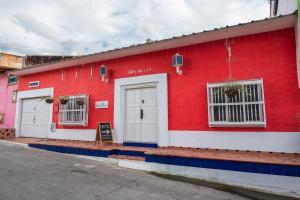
[207,78,266,128]
[58,95,89,127]
[8,75,17,85]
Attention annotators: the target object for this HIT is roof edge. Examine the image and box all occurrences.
[9,14,297,76]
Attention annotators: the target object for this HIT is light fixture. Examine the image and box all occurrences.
[100,64,109,82]
[172,53,183,75]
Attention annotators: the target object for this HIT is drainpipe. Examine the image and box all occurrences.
[296,1,300,88]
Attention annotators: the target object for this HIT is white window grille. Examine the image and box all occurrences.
[58,95,89,126]
[207,79,266,127]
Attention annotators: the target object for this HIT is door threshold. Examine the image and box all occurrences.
[123,142,158,148]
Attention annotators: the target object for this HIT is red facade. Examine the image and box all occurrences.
[18,28,300,132]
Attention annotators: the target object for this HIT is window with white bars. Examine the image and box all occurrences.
[58,95,89,126]
[207,79,266,127]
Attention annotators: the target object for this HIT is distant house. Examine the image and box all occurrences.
[0,53,23,128]
[9,14,300,153]
[269,0,297,17]
[23,55,75,68]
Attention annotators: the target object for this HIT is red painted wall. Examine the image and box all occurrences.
[18,28,300,132]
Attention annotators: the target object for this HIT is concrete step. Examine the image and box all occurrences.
[109,154,145,161]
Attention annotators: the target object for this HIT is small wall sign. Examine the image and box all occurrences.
[50,123,56,132]
[128,68,151,75]
[95,101,108,109]
[29,81,40,88]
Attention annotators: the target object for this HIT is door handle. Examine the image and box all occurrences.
[140,109,144,120]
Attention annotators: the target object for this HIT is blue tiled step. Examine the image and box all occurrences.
[145,154,300,177]
[110,149,145,158]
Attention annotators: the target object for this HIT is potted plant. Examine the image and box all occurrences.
[76,99,84,106]
[60,96,69,105]
[44,96,54,104]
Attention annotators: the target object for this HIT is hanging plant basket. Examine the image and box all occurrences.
[222,82,245,99]
[44,96,54,104]
[60,96,69,105]
[76,99,84,106]
[223,87,239,98]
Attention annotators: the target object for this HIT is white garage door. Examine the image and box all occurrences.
[20,98,50,138]
[124,86,158,143]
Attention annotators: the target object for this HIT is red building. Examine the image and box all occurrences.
[10,14,300,153]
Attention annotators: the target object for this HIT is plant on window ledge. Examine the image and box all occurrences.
[60,96,69,105]
[76,99,84,106]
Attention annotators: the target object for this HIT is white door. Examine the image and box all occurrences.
[124,86,158,143]
[20,98,50,138]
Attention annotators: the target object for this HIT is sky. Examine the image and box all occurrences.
[0,0,270,56]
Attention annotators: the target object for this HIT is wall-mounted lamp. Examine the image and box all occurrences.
[172,53,183,75]
[100,64,109,82]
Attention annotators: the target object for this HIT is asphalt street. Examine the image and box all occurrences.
[0,142,251,200]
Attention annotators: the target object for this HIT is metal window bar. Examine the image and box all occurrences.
[207,79,265,127]
[58,95,89,126]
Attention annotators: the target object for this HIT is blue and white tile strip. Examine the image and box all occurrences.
[29,144,300,177]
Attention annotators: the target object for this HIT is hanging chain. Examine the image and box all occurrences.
[224,38,233,81]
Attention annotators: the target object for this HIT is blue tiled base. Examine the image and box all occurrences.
[29,143,300,177]
[123,142,158,148]
[29,144,110,157]
[145,154,300,177]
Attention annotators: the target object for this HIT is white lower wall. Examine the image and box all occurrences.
[48,129,300,153]
[118,160,300,197]
[169,131,300,153]
[48,129,96,141]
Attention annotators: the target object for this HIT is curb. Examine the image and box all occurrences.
[0,140,29,147]
[149,173,300,200]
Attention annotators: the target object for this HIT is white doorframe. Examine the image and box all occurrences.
[114,74,168,146]
[15,87,54,138]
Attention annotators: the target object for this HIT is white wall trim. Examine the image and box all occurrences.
[114,73,168,146]
[15,88,54,138]
[169,130,300,153]
[48,129,96,141]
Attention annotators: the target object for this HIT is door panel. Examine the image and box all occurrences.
[124,86,158,143]
[125,88,141,142]
[20,99,36,138]
[20,98,50,138]
[140,87,157,143]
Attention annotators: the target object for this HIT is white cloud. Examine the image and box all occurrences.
[0,0,270,55]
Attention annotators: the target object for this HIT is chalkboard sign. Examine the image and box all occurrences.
[96,122,113,145]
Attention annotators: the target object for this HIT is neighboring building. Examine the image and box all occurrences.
[270,0,297,17]
[23,55,75,68]
[0,53,74,129]
[0,53,23,128]
[9,14,300,153]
